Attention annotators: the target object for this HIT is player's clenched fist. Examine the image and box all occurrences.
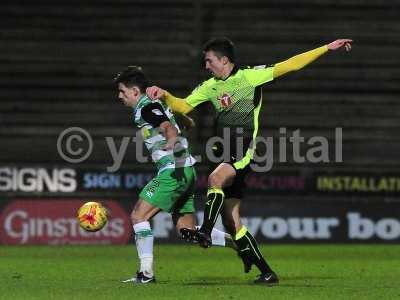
[146,86,165,100]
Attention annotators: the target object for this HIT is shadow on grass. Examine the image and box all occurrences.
[184,281,325,288]
[119,275,338,287]
[182,275,339,287]
[282,275,338,281]
[182,276,255,286]
[276,284,325,288]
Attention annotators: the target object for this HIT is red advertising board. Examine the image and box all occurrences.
[0,200,132,245]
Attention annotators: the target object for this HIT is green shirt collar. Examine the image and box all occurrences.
[133,94,149,113]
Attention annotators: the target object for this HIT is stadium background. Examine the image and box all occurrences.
[1,0,399,245]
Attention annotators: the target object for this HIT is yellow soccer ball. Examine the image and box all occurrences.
[77,202,108,232]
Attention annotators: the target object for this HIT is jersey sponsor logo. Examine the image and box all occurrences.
[218,93,233,109]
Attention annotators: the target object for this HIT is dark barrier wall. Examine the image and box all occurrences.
[2,198,400,244]
[1,165,399,244]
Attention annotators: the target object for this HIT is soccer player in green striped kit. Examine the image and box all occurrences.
[114,66,232,284]
[146,38,353,284]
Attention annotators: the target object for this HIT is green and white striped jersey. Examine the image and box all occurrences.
[133,95,196,173]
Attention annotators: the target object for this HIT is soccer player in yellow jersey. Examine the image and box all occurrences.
[146,38,352,284]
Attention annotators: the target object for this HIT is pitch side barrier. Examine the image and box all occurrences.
[0,165,399,244]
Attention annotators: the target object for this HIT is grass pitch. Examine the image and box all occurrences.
[0,244,399,300]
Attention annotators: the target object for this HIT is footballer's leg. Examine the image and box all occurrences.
[222,199,278,284]
[221,197,252,272]
[197,163,236,247]
[122,199,159,284]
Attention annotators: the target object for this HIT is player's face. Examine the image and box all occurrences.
[204,50,226,79]
[118,83,140,107]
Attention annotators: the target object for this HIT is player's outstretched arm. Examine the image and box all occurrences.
[146,86,194,115]
[273,39,353,79]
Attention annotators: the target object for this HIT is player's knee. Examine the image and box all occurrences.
[130,210,147,225]
[208,172,223,187]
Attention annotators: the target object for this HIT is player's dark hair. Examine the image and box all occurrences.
[114,66,149,93]
[203,37,235,63]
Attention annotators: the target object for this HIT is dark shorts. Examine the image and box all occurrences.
[209,141,254,200]
[223,162,252,199]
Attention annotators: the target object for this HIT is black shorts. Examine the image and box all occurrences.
[209,138,254,200]
[224,162,252,199]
